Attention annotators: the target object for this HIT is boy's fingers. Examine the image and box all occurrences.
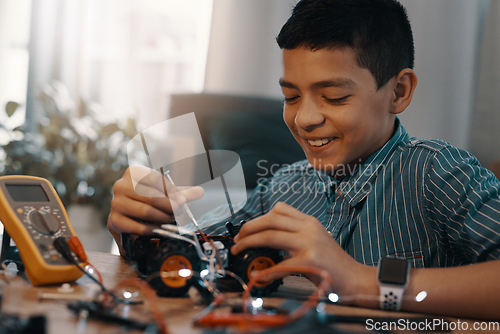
[127,166,205,202]
[114,196,175,223]
[177,186,205,202]
[129,166,190,199]
[133,182,169,198]
[231,230,297,255]
[166,186,205,209]
[128,166,165,191]
[108,212,158,236]
[247,258,305,285]
[271,202,310,219]
[235,207,306,241]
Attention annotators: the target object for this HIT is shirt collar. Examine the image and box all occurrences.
[315,167,339,200]
[313,118,409,204]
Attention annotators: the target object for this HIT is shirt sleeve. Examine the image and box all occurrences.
[423,146,500,263]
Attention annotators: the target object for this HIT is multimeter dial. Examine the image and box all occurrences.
[29,209,61,235]
[23,206,66,238]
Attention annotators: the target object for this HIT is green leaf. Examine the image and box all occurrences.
[5,101,20,117]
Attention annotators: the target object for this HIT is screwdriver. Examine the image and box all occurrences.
[162,168,201,230]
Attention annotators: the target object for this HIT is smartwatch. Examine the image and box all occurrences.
[377,256,410,311]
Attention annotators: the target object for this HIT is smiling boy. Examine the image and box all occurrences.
[108,0,500,320]
[279,47,403,172]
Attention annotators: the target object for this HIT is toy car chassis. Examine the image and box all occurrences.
[121,222,283,298]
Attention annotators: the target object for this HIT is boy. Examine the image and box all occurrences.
[108,0,500,320]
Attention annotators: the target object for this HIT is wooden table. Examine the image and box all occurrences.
[1,251,497,333]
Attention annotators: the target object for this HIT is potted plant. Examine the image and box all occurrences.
[0,82,138,226]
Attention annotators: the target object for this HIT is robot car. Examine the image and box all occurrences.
[121,221,283,299]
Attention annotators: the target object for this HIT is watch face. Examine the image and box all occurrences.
[378,257,408,285]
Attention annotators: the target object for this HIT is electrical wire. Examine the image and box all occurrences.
[216,269,248,292]
[53,237,108,292]
[195,265,332,330]
[67,236,104,285]
[244,266,331,321]
[54,237,168,332]
[112,277,169,334]
[53,237,139,305]
[153,226,208,261]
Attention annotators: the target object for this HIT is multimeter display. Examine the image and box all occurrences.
[0,175,85,286]
[6,184,50,202]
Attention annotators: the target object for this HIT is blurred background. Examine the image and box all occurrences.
[0,0,499,253]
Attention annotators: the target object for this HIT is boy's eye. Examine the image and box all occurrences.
[282,96,299,104]
[324,95,351,105]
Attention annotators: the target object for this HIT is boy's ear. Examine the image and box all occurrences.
[389,68,418,115]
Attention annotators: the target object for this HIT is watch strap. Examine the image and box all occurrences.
[379,284,405,311]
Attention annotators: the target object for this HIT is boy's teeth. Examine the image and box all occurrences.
[308,138,333,147]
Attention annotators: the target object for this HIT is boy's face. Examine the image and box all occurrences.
[280,47,397,173]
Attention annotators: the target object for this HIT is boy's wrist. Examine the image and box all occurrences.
[346,265,379,309]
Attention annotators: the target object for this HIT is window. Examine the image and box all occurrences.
[0,0,31,133]
[0,0,213,130]
[79,0,213,127]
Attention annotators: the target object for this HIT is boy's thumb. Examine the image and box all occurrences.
[182,186,205,202]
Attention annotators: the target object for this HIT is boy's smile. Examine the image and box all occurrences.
[280,47,399,173]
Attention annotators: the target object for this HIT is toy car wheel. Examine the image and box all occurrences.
[147,240,201,297]
[231,248,282,297]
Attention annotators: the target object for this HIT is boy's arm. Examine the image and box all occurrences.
[355,259,500,320]
[231,202,500,320]
[406,260,500,319]
[423,146,500,262]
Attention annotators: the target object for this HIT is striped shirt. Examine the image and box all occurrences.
[203,119,500,268]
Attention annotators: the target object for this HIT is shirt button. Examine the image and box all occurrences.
[336,188,343,197]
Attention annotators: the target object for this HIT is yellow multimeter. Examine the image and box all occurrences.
[0,175,85,286]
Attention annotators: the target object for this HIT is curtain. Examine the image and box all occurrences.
[24,0,213,131]
[397,0,490,151]
[470,0,500,169]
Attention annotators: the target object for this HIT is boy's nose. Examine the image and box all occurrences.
[294,99,325,131]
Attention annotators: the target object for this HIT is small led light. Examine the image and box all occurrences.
[84,265,94,275]
[178,269,192,278]
[328,293,339,303]
[123,291,133,299]
[251,298,263,309]
[415,291,427,302]
[200,269,209,278]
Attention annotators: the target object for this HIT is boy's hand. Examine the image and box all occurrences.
[107,165,204,254]
[231,202,369,297]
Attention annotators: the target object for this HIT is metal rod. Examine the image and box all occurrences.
[164,170,200,230]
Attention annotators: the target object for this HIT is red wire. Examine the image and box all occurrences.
[67,236,168,332]
[196,266,332,330]
[68,236,88,262]
[67,236,105,285]
[244,266,332,323]
[113,277,170,334]
[197,229,210,243]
